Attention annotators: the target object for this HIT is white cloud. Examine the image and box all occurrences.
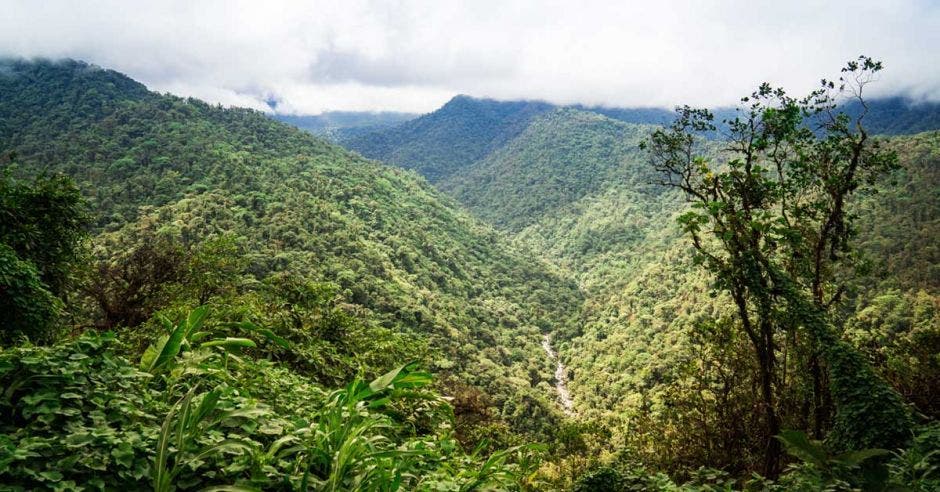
[1,0,937,113]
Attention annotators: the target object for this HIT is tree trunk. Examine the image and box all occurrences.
[810,352,824,439]
[758,339,782,477]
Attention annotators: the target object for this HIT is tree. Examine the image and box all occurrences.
[643,56,912,476]
[0,167,88,343]
[84,234,188,330]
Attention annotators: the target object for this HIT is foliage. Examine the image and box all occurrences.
[0,332,160,489]
[345,95,554,182]
[343,94,940,190]
[349,76,940,482]
[775,429,890,489]
[440,109,660,232]
[0,58,582,439]
[2,57,938,489]
[0,313,549,491]
[0,243,61,344]
[273,111,417,139]
[0,169,88,344]
[0,169,88,295]
[644,56,914,472]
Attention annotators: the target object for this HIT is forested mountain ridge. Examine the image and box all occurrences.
[2,58,938,490]
[273,111,418,142]
[343,95,555,182]
[0,58,583,441]
[517,130,940,468]
[338,94,940,192]
[439,109,661,232]
[336,80,940,484]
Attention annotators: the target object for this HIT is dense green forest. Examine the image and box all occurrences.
[0,59,583,490]
[2,58,938,491]
[343,94,940,178]
[273,112,418,142]
[343,96,555,183]
[338,59,940,490]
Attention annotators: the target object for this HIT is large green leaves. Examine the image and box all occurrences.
[140,306,289,374]
[140,306,207,374]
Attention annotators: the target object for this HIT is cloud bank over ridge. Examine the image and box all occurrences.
[2,0,938,114]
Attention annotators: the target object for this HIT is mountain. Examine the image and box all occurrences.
[337,90,940,473]
[343,95,555,182]
[439,108,660,232]
[0,59,582,438]
[272,110,417,141]
[2,58,938,489]
[341,96,940,188]
[838,96,940,135]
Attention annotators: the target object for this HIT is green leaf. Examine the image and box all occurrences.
[834,448,891,466]
[776,430,828,467]
[368,362,420,393]
[199,338,256,350]
[139,334,169,372]
[39,470,63,482]
[230,321,290,349]
[145,317,189,374]
[185,305,210,338]
[111,441,136,468]
[65,432,95,447]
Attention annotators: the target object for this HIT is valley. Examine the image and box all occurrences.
[541,334,575,416]
[1,57,938,491]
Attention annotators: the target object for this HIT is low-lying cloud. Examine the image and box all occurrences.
[2,0,938,114]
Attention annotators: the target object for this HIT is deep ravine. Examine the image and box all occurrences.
[541,334,574,415]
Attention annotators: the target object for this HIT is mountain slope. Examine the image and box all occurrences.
[272,110,418,142]
[343,95,554,182]
[0,58,583,435]
[439,109,661,232]
[337,96,940,192]
[339,85,940,471]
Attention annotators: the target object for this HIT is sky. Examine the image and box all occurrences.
[2,0,938,115]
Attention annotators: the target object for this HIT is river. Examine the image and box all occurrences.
[541,334,574,415]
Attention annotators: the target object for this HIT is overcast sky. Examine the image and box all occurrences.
[2,0,938,114]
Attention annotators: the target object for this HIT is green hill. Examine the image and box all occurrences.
[341,89,940,475]
[2,58,938,490]
[0,59,582,437]
[272,111,418,141]
[343,95,554,182]
[439,109,661,232]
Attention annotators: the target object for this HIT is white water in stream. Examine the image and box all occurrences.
[541,334,574,415]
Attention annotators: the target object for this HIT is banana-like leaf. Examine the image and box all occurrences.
[776,430,828,467]
[139,334,168,372]
[145,319,188,374]
[834,448,891,466]
[190,330,212,343]
[369,365,406,393]
[192,389,222,431]
[368,361,426,393]
[200,337,257,350]
[185,305,210,338]
[225,321,290,349]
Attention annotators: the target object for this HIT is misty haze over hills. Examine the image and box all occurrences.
[1,1,939,487]
[279,93,940,144]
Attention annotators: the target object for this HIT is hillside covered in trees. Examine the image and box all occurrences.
[1,57,938,492]
[338,60,940,489]
[0,59,586,489]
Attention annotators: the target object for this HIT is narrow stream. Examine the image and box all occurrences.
[541,334,574,415]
